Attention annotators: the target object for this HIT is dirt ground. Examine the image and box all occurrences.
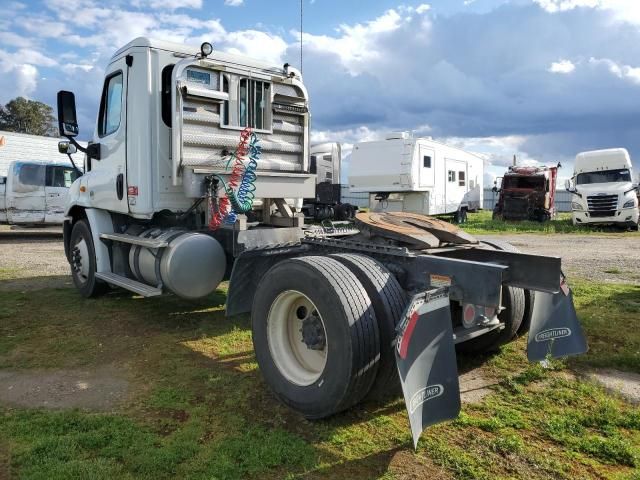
[1,228,638,290]
[479,234,640,284]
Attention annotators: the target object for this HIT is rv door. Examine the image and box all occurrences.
[445,159,467,214]
[7,163,46,224]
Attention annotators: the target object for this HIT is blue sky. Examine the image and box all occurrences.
[2,0,640,181]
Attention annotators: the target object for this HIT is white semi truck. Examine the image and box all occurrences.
[57,37,586,446]
[349,133,483,223]
[566,148,639,229]
[0,160,79,225]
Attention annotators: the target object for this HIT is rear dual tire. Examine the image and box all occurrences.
[252,256,381,419]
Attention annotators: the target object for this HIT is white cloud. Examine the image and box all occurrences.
[15,64,39,97]
[415,4,431,14]
[299,9,407,76]
[589,57,640,85]
[548,59,576,74]
[223,30,288,64]
[534,0,640,25]
[224,0,244,5]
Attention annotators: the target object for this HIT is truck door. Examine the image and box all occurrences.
[44,165,78,223]
[87,59,129,213]
[418,145,435,188]
[7,162,46,224]
[445,159,467,213]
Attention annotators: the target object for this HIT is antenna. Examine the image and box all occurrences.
[300,0,303,73]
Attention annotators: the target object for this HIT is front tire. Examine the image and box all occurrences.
[69,219,108,298]
[252,256,380,419]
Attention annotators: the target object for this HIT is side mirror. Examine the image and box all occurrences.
[565,179,576,192]
[58,141,77,155]
[57,90,79,138]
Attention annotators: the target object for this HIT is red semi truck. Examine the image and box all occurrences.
[492,164,560,222]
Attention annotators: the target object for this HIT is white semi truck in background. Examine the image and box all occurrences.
[567,148,639,229]
[348,133,483,223]
[56,37,586,446]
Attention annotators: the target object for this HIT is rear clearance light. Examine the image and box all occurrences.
[272,103,308,114]
[127,186,139,196]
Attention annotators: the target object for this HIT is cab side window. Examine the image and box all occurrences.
[98,71,123,137]
[46,166,79,188]
[14,163,45,193]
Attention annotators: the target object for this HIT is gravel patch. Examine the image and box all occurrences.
[478,234,640,284]
[0,366,130,411]
[580,368,640,405]
[0,228,69,291]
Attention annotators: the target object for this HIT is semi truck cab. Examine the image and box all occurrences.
[567,149,639,229]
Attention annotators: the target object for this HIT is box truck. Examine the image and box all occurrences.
[55,37,586,446]
[567,148,639,229]
[348,133,483,223]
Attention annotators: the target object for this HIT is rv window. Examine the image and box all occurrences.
[423,156,432,168]
[98,71,123,137]
[14,163,45,193]
[310,155,317,174]
[161,64,174,128]
[0,177,5,185]
[448,170,456,182]
[458,171,466,186]
[323,155,332,163]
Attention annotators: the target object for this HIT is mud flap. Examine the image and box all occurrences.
[527,278,588,362]
[395,287,461,449]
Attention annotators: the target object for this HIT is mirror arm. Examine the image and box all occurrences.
[66,136,100,160]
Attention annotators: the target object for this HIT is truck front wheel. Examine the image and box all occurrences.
[252,256,380,419]
[69,219,107,298]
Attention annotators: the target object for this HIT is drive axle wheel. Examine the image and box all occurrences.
[69,219,107,298]
[252,256,380,419]
[267,291,328,386]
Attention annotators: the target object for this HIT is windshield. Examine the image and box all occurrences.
[503,175,545,190]
[576,169,631,185]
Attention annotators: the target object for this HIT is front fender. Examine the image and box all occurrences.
[64,176,92,217]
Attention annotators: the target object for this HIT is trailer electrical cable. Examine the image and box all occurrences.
[207,127,260,229]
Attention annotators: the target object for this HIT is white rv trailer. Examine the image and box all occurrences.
[349,133,483,221]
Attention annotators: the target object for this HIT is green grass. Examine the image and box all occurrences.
[461,210,639,235]
[0,280,638,479]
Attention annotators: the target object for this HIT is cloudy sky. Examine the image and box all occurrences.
[2,0,640,180]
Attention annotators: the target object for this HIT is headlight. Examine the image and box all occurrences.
[623,198,637,209]
[571,202,583,211]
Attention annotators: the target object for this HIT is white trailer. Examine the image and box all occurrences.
[349,133,483,222]
[55,37,586,447]
[0,130,84,177]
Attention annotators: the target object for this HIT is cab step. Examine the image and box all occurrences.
[100,232,168,249]
[95,272,163,297]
